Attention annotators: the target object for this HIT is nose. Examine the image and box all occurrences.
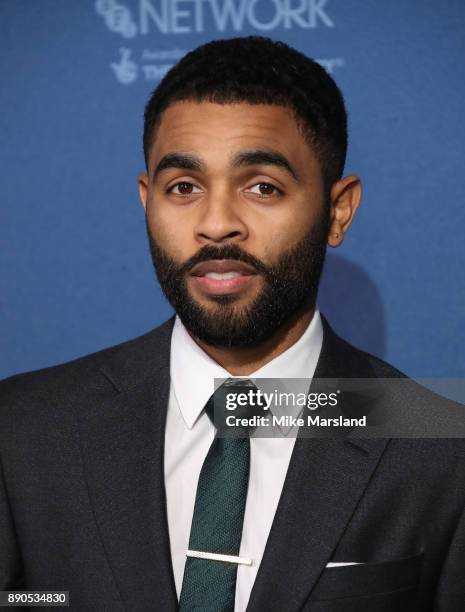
[194,189,249,245]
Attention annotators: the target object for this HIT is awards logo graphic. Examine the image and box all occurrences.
[96,0,138,38]
[110,48,138,83]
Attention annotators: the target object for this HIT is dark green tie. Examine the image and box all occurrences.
[178,379,257,612]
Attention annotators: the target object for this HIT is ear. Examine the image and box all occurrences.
[138,172,149,211]
[327,175,361,248]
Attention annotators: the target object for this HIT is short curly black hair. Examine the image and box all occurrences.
[143,36,347,190]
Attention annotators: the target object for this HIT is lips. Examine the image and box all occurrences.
[189,259,258,295]
[190,259,257,277]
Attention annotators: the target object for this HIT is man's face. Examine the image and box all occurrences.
[139,101,330,347]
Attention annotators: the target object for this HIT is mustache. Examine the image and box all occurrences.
[178,244,270,276]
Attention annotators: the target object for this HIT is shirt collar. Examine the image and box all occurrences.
[170,308,324,429]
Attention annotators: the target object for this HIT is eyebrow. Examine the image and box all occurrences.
[151,148,299,183]
[231,149,300,182]
[151,153,205,183]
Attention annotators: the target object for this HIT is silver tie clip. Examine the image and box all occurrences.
[186,549,253,566]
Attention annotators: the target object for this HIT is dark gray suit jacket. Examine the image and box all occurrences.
[1,315,464,611]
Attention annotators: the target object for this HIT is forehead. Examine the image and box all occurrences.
[148,101,317,171]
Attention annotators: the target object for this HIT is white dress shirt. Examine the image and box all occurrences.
[164,309,323,612]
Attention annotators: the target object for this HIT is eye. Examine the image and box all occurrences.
[246,182,282,198]
[168,182,202,196]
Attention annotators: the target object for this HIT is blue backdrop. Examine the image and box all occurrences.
[1,0,464,379]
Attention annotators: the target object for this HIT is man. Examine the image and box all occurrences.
[1,36,464,612]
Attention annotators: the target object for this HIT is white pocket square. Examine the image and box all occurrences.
[326,561,362,567]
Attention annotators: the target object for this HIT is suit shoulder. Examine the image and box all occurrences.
[0,317,174,410]
[321,317,407,379]
[325,323,465,430]
[359,347,407,378]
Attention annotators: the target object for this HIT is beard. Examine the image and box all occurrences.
[146,212,329,348]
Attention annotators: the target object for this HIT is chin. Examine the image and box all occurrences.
[191,289,256,308]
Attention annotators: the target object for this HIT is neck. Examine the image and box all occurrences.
[188,304,315,376]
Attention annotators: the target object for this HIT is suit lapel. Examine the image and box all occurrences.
[76,317,178,611]
[246,315,390,612]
